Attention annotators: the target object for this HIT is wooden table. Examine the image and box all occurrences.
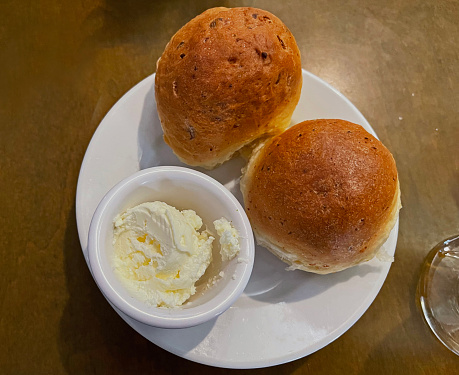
[1,0,458,373]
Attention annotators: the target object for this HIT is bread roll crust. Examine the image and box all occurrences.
[155,7,302,168]
[241,119,401,274]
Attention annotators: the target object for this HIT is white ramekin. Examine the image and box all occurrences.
[87,166,254,329]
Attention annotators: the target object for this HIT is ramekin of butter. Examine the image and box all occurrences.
[88,166,254,328]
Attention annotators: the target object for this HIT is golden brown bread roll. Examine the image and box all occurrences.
[155,7,302,169]
[240,119,401,274]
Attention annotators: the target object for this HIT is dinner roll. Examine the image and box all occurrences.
[155,7,302,169]
[240,119,401,274]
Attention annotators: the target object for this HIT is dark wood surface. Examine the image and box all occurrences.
[1,0,458,373]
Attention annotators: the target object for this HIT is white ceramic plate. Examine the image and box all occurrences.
[76,70,398,369]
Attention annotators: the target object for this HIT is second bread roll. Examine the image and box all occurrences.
[241,119,401,274]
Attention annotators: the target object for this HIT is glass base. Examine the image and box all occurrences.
[418,235,459,356]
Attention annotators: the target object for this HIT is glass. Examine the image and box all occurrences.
[418,234,459,355]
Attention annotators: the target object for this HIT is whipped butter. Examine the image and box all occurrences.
[113,201,214,308]
[213,217,240,261]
